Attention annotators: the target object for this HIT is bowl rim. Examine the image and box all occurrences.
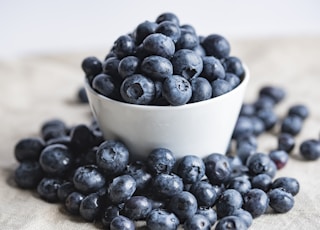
[85,64,250,111]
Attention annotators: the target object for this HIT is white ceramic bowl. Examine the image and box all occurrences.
[85,65,249,160]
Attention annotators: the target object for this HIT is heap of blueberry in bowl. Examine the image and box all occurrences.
[82,12,245,106]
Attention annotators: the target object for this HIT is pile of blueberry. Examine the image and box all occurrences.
[82,12,245,106]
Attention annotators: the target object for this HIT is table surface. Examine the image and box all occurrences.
[0,37,319,230]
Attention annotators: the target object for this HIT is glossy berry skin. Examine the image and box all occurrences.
[143,33,175,58]
[169,191,198,222]
[14,161,43,189]
[37,177,62,203]
[79,192,102,221]
[215,216,247,230]
[251,174,272,192]
[190,181,218,207]
[96,140,130,175]
[146,209,180,230]
[152,173,183,198]
[271,177,300,196]
[211,79,232,98]
[246,153,276,178]
[121,196,152,220]
[171,49,203,80]
[227,176,252,195]
[189,77,212,103]
[202,34,230,59]
[242,188,269,218]
[39,144,73,176]
[156,12,180,25]
[73,165,106,194]
[299,139,320,161]
[216,189,243,218]
[65,191,84,215]
[201,56,225,81]
[269,150,289,169]
[231,209,253,228]
[278,133,295,153]
[147,148,176,174]
[14,137,45,162]
[281,115,303,136]
[134,20,157,45]
[288,104,309,120]
[155,21,181,43]
[162,75,192,105]
[110,215,135,230]
[118,56,140,79]
[141,55,173,80]
[196,207,217,226]
[81,56,103,81]
[222,56,245,78]
[175,28,199,50]
[120,74,155,105]
[108,175,136,204]
[268,188,295,213]
[176,155,205,184]
[183,214,211,230]
[259,86,286,104]
[204,153,232,185]
[113,35,135,58]
[124,161,152,192]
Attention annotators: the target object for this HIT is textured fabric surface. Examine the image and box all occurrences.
[0,37,320,229]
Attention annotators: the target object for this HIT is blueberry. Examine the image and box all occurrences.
[268,188,295,213]
[211,79,232,97]
[189,77,212,103]
[171,49,203,80]
[269,150,289,170]
[110,215,135,230]
[96,140,130,176]
[141,55,173,80]
[215,216,247,230]
[225,72,241,89]
[236,143,256,165]
[147,148,176,174]
[281,115,303,136]
[254,96,275,111]
[14,137,45,162]
[81,56,103,82]
[201,56,225,81]
[232,116,254,139]
[39,144,73,176]
[120,74,155,105]
[14,161,43,189]
[192,44,206,57]
[176,155,205,184]
[162,75,192,105]
[288,104,309,120]
[271,177,300,196]
[231,209,253,228]
[155,21,181,43]
[180,24,196,34]
[169,191,198,222]
[251,174,272,192]
[239,103,255,117]
[77,86,88,103]
[79,192,102,221]
[57,181,75,202]
[259,85,286,104]
[146,209,180,230]
[155,12,180,25]
[65,191,84,215]
[152,173,183,198]
[41,119,67,141]
[246,153,273,176]
[113,35,135,58]
[251,116,266,136]
[73,165,106,194]
[117,56,140,79]
[124,161,152,192]
[216,189,243,218]
[204,153,232,185]
[121,196,152,220]
[108,175,136,204]
[255,108,278,131]
[69,124,96,150]
[196,207,217,226]
[242,188,269,218]
[134,20,158,45]
[189,181,218,207]
[227,176,251,195]
[102,57,121,78]
[143,33,175,58]
[278,133,295,153]
[299,139,320,161]
[175,28,199,50]
[37,177,62,203]
[202,34,230,59]
[101,205,121,228]
[236,134,257,150]
[183,214,211,230]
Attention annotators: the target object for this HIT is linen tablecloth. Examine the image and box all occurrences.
[0,37,319,229]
